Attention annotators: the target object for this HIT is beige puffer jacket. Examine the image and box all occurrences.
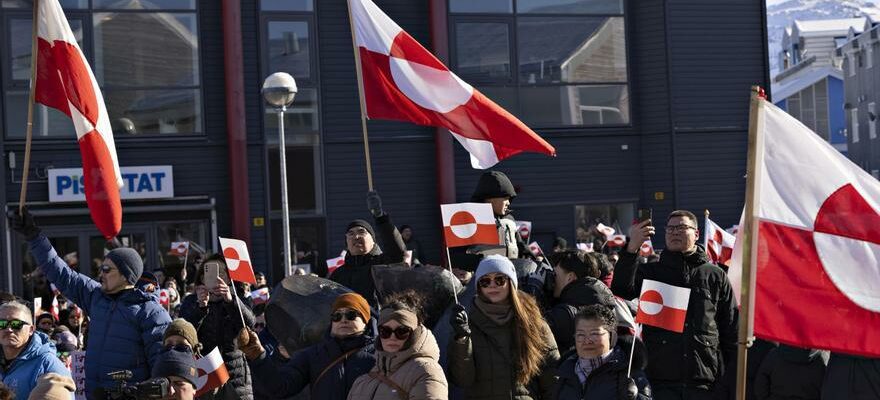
[347,325,448,400]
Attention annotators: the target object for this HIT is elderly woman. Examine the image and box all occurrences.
[555,305,652,400]
[348,291,447,399]
[240,292,377,400]
[448,255,559,400]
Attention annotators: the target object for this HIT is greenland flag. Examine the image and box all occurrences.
[327,252,346,277]
[528,241,544,256]
[606,234,627,248]
[349,0,555,168]
[635,279,691,333]
[195,347,230,397]
[750,99,880,357]
[516,220,532,241]
[638,240,654,257]
[218,237,257,284]
[440,203,499,247]
[704,217,735,266]
[36,0,122,239]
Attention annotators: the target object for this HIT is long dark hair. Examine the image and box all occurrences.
[509,287,552,385]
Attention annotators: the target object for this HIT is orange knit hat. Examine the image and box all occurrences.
[331,293,371,322]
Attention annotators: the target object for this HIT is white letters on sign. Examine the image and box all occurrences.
[48,166,174,202]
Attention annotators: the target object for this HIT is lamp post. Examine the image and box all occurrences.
[262,72,298,276]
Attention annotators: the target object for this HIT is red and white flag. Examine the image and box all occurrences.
[50,295,59,320]
[327,254,346,277]
[606,234,626,248]
[403,250,413,266]
[170,241,190,256]
[576,242,594,253]
[635,279,691,333]
[528,241,544,256]
[250,287,270,306]
[195,347,230,397]
[349,0,555,168]
[440,203,499,247]
[639,240,654,257]
[218,237,256,284]
[36,0,122,239]
[596,223,615,238]
[746,99,880,356]
[704,216,735,266]
[158,289,170,307]
[515,221,532,241]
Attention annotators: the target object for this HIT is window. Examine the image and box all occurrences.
[575,202,634,244]
[852,108,860,144]
[1,2,203,138]
[450,0,629,127]
[870,103,877,140]
[868,47,874,69]
[849,54,856,77]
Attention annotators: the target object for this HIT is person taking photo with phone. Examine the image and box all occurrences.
[179,255,255,400]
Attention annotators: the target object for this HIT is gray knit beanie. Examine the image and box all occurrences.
[105,248,144,285]
[474,255,518,288]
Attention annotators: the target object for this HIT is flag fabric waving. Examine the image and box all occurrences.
[596,223,615,238]
[326,256,345,277]
[170,241,190,256]
[528,241,544,257]
[36,0,122,239]
[440,203,499,247]
[635,279,691,333]
[704,216,735,266]
[606,234,627,248]
[250,287,270,306]
[218,237,257,284]
[746,99,880,357]
[195,348,230,397]
[638,240,654,257]
[348,0,555,169]
[515,221,532,241]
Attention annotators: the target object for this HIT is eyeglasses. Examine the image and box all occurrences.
[57,351,70,358]
[378,325,412,340]
[331,310,360,322]
[99,265,114,274]
[345,228,369,238]
[575,330,609,343]
[0,319,29,331]
[477,275,509,288]
[665,224,696,234]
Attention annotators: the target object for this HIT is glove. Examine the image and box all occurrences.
[237,328,265,361]
[8,207,41,241]
[366,191,384,218]
[449,304,471,339]
[527,266,551,286]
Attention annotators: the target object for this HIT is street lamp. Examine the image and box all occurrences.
[262,72,298,277]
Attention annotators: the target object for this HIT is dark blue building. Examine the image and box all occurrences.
[0,0,770,294]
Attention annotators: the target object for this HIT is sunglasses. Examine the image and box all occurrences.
[331,310,360,322]
[0,319,29,331]
[57,351,70,358]
[477,275,509,288]
[378,325,412,340]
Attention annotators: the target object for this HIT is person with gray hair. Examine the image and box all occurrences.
[8,209,172,399]
[0,301,70,399]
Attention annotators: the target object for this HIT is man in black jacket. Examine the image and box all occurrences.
[330,191,406,308]
[611,210,738,400]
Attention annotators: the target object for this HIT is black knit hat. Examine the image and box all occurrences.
[470,171,517,202]
[151,348,198,387]
[346,219,376,238]
[105,248,144,286]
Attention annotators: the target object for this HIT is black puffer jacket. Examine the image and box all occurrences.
[611,245,737,390]
[554,335,652,400]
[330,214,405,308]
[546,278,615,353]
[180,295,255,400]
[820,353,880,400]
[754,345,827,400]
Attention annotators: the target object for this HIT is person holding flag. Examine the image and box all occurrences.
[468,171,527,259]
[9,209,171,398]
[179,255,255,400]
[611,210,737,400]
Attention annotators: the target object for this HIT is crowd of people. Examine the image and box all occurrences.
[0,170,877,400]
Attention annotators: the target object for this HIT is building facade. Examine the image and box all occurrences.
[0,0,770,294]
[842,14,880,178]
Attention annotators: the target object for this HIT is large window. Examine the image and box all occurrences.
[450,0,629,127]
[1,1,202,138]
[785,78,829,140]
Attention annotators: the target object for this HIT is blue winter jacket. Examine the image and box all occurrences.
[0,331,71,400]
[29,235,172,397]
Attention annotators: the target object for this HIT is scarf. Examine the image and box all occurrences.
[474,296,514,326]
[575,348,616,385]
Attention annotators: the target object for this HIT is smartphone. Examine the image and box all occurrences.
[203,261,220,290]
[638,208,653,225]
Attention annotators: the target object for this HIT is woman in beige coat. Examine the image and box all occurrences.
[348,291,448,400]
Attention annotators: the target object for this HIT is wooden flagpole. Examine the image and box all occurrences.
[346,0,375,192]
[734,86,765,400]
[444,246,459,305]
[19,0,40,213]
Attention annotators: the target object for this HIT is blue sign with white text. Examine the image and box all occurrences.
[48,166,174,202]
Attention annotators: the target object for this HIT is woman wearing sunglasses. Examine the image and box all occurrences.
[348,291,447,399]
[448,255,560,400]
[242,292,376,400]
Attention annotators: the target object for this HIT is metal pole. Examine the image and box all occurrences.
[278,107,293,277]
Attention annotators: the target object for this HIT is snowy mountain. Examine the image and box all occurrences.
[766,0,880,74]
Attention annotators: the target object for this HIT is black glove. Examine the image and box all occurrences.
[449,303,471,339]
[8,207,41,241]
[366,191,384,218]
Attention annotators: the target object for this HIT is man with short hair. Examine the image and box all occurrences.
[330,192,406,308]
[151,348,198,400]
[9,209,172,399]
[611,210,738,400]
[0,301,70,399]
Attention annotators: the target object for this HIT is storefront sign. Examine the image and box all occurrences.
[48,165,174,202]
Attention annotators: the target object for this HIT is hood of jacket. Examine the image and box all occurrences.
[558,277,615,307]
[470,171,517,202]
[777,344,824,364]
[14,331,57,365]
[374,325,439,375]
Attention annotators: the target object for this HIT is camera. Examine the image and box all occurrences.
[105,370,170,400]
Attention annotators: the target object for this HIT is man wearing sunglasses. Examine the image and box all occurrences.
[611,210,738,400]
[241,292,376,400]
[9,208,172,399]
[0,301,70,399]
